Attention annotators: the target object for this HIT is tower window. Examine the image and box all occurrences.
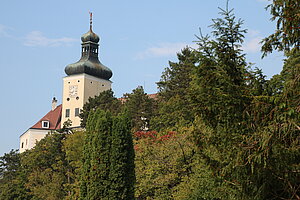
[75,108,80,117]
[66,109,70,118]
[42,120,50,128]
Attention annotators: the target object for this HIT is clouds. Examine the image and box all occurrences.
[0,24,76,47]
[242,29,263,53]
[0,24,13,37]
[242,37,263,53]
[136,33,264,60]
[136,42,196,59]
[23,31,76,47]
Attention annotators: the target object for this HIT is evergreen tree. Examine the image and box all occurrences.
[153,47,197,131]
[261,0,300,56]
[186,6,254,199]
[0,150,32,200]
[80,89,122,127]
[80,109,112,199]
[190,6,247,129]
[80,109,135,199]
[109,111,135,199]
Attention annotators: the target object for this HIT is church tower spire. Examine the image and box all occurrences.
[64,13,112,80]
[62,14,113,128]
[89,11,93,31]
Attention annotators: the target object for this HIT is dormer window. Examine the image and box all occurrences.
[42,120,50,129]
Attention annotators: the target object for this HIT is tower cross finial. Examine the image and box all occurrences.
[89,11,93,31]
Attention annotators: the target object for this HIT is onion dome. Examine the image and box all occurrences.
[65,13,112,80]
[81,29,99,43]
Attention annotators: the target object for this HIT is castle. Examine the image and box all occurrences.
[19,14,112,153]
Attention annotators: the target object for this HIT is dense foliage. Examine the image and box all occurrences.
[80,89,122,127]
[261,0,300,56]
[80,109,135,200]
[1,1,299,199]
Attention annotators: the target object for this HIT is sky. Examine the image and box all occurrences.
[0,0,285,156]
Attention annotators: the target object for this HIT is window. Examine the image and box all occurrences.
[42,120,50,128]
[21,142,24,148]
[66,109,70,118]
[75,108,80,117]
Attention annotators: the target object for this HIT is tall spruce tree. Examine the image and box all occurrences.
[187,6,251,199]
[190,6,247,130]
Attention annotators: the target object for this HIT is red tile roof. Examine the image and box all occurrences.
[147,93,158,100]
[118,93,158,103]
[31,104,62,130]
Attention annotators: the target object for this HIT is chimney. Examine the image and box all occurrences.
[52,97,57,111]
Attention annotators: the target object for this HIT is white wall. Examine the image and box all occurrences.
[19,129,51,153]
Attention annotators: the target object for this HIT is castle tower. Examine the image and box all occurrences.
[61,13,112,128]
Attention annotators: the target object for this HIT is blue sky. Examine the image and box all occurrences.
[0,0,284,156]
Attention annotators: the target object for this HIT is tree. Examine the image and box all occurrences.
[80,109,135,199]
[190,5,247,130]
[80,89,122,127]
[123,86,156,132]
[0,149,20,180]
[63,131,85,200]
[0,150,31,200]
[245,67,268,96]
[80,109,112,199]
[185,6,261,199]
[21,133,68,200]
[153,47,197,131]
[261,0,300,56]
[134,130,196,200]
[109,111,135,199]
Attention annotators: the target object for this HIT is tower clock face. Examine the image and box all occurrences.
[69,85,78,97]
